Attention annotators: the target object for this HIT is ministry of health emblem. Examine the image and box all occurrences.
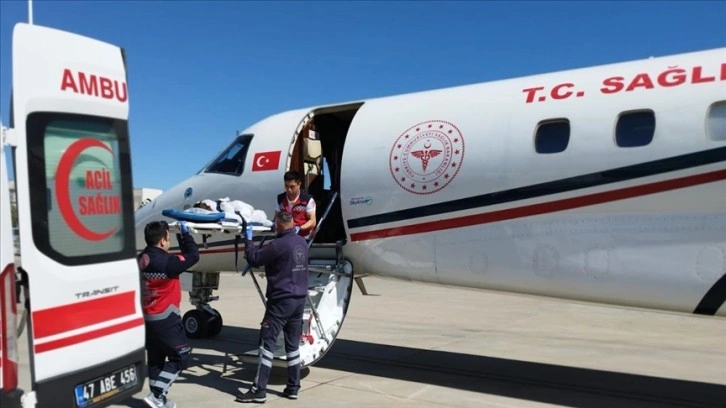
[389,120,464,195]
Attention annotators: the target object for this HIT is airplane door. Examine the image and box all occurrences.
[11,23,145,407]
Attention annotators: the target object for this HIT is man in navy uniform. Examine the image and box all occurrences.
[236,211,309,403]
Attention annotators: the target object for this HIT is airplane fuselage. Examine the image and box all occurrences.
[136,47,726,317]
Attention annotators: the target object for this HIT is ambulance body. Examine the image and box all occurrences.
[1,23,145,407]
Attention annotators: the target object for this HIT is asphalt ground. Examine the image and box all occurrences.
[17,272,726,407]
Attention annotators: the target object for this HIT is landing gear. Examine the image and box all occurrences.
[181,270,225,338]
[208,308,223,336]
[182,307,223,338]
[182,309,208,339]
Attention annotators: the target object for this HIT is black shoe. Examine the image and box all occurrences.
[235,389,267,403]
[283,387,298,400]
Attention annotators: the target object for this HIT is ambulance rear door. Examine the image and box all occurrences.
[11,23,145,408]
[1,133,21,406]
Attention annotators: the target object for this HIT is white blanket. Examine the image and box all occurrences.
[191,197,273,227]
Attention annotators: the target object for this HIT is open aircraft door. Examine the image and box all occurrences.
[11,23,145,407]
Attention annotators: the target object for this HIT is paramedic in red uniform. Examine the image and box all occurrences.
[275,170,316,240]
[138,220,199,408]
[236,212,309,403]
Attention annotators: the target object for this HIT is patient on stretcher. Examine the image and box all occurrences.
[162,197,273,228]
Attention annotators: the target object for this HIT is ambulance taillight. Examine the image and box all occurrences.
[0,263,18,393]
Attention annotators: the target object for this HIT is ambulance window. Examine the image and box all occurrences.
[26,113,134,265]
[534,119,570,154]
[707,101,726,141]
[616,110,655,147]
[203,134,253,176]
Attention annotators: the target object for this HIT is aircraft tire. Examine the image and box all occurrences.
[182,309,208,339]
[207,309,223,337]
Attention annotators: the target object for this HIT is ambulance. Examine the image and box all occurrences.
[1,23,146,407]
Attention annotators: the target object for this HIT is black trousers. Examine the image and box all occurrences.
[145,319,191,398]
[253,297,306,391]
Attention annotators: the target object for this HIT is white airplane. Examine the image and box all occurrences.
[135,47,726,367]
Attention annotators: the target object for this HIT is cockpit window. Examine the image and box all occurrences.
[201,134,253,176]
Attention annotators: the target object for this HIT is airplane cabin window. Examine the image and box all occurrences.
[616,110,655,147]
[707,101,726,141]
[202,134,253,176]
[534,119,570,154]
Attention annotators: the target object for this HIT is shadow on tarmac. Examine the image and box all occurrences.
[118,325,726,408]
[113,325,309,407]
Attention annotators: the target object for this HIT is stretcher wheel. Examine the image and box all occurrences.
[207,309,223,337]
[182,309,208,338]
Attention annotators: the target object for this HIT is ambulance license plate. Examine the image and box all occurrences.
[74,364,138,407]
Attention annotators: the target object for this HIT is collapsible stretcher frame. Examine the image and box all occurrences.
[167,222,275,338]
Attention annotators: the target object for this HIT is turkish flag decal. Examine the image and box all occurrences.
[252,151,282,171]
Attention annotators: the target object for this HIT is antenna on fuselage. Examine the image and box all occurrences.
[28,0,33,24]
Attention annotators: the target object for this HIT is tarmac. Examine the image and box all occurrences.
[16,272,726,408]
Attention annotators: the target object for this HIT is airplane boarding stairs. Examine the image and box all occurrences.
[179,241,354,369]
[233,242,354,369]
[177,192,355,368]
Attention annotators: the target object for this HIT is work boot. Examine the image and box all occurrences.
[143,392,165,408]
[144,392,176,408]
[283,387,299,400]
[235,388,267,403]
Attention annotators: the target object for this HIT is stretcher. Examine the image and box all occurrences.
[166,220,272,236]
[163,208,276,277]
[162,208,274,236]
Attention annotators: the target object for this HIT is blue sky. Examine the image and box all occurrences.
[1,0,724,190]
